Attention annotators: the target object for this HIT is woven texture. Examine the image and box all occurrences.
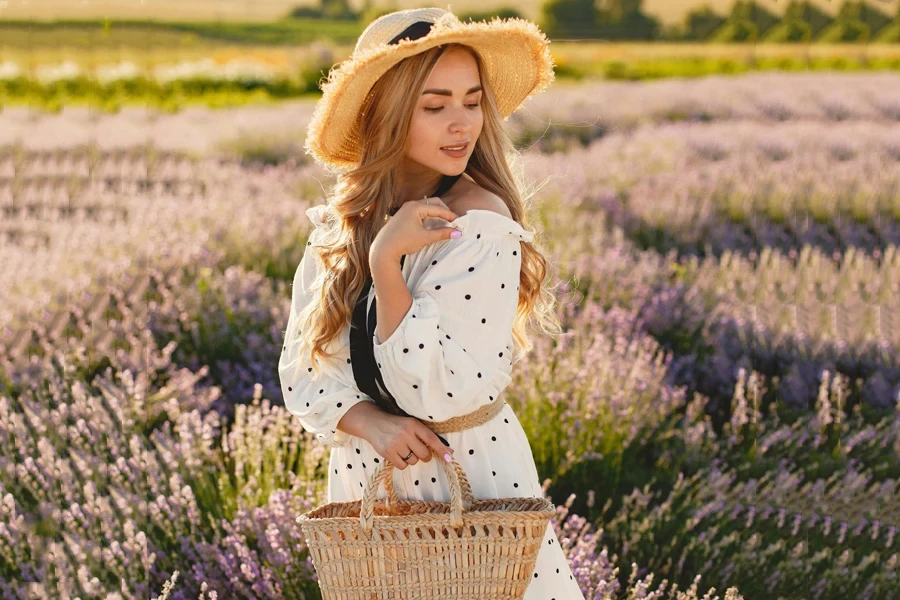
[297,398,555,599]
[423,392,504,434]
[304,7,555,173]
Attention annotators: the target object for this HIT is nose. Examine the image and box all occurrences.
[449,110,473,133]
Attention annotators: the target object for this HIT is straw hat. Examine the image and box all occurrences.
[304,6,556,172]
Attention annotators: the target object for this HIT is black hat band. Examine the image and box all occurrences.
[388,21,435,45]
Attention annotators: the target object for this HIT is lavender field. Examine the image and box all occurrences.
[1,71,899,599]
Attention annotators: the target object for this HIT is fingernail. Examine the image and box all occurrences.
[438,435,450,447]
[450,230,462,239]
[444,453,452,462]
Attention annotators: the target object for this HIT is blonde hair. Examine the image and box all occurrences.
[286,43,562,382]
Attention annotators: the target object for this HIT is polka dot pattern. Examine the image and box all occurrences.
[280,208,584,597]
[325,403,585,599]
[368,211,533,422]
[277,220,374,449]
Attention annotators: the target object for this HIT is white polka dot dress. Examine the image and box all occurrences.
[279,204,586,600]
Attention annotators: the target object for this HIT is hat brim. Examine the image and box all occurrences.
[304,16,556,173]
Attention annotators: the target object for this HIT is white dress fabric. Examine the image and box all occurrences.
[279,203,585,600]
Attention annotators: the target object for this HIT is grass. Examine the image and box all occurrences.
[2,20,900,111]
[0,18,364,46]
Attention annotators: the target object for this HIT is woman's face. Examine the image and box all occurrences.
[404,46,484,176]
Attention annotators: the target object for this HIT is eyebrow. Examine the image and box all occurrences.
[422,85,483,97]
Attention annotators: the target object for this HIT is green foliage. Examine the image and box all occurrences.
[597,54,900,81]
[875,21,900,43]
[541,0,662,40]
[1,48,898,110]
[707,0,895,44]
[341,0,397,24]
[762,0,834,42]
[540,0,599,40]
[457,7,524,22]
[683,3,728,41]
[288,0,360,21]
[763,21,813,43]
[596,4,663,40]
[0,75,315,112]
[602,57,750,81]
[710,0,782,42]
[0,18,363,46]
[815,1,892,43]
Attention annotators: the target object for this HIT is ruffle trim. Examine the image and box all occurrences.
[444,209,536,242]
[305,204,330,229]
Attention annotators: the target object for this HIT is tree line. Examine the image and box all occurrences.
[289,0,900,42]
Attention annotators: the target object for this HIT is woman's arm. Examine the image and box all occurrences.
[368,234,524,421]
[280,226,383,448]
[370,251,412,350]
[336,400,391,440]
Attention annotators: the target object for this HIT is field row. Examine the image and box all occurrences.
[3,72,899,159]
[3,191,897,598]
[2,70,898,598]
[3,133,898,421]
[3,48,900,111]
[5,119,897,289]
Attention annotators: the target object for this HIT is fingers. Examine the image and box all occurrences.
[389,443,416,470]
[421,196,458,222]
[422,196,448,207]
[439,226,462,241]
[389,422,428,469]
[389,451,409,470]
[407,434,433,465]
[421,428,454,464]
[388,425,455,471]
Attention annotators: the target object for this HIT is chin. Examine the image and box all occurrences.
[437,158,469,175]
[424,165,457,177]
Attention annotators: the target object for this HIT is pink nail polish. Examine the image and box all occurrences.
[450,230,461,239]
[444,453,452,462]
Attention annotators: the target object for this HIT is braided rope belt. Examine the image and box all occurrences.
[420,395,506,434]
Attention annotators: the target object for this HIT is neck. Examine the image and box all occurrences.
[393,169,444,211]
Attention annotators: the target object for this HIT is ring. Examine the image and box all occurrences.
[402,450,414,461]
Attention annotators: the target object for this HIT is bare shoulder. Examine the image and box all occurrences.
[446,181,512,219]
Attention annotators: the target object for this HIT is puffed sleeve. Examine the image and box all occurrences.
[371,210,534,421]
[278,205,375,448]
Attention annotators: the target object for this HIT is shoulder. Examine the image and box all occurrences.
[447,183,512,219]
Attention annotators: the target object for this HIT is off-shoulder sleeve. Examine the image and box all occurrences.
[371,210,534,421]
[278,204,374,448]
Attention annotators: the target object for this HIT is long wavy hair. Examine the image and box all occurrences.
[286,43,562,382]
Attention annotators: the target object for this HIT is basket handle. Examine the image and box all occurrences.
[360,447,475,533]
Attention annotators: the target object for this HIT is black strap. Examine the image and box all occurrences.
[388,174,460,216]
[432,174,462,198]
[387,21,435,45]
[349,174,462,421]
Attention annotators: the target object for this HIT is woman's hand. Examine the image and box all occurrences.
[370,197,461,263]
[364,412,455,470]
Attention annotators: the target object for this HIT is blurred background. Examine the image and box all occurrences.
[2,2,900,600]
[1,0,899,119]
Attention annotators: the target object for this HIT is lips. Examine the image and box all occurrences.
[440,142,469,151]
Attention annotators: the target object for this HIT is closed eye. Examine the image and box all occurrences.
[425,103,481,112]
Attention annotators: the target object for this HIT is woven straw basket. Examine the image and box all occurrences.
[297,447,555,599]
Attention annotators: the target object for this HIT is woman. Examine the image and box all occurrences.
[279,7,585,599]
